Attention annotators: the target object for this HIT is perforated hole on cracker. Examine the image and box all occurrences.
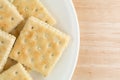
[17,51,20,55]
[11,17,14,21]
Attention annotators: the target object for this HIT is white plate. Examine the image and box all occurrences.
[30,0,80,80]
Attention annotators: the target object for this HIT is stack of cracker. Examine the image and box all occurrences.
[0,0,70,79]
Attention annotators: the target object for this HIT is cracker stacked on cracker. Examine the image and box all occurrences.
[10,17,70,76]
[0,0,70,79]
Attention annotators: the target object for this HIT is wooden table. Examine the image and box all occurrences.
[72,0,120,80]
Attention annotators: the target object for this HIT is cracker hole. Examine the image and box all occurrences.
[1,41,4,44]
[31,26,34,29]
[50,53,54,58]
[11,17,14,21]
[35,8,38,12]
[15,71,18,75]
[17,52,20,55]
[45,20,48,23]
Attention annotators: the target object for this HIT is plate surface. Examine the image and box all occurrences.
[30,0,80,80]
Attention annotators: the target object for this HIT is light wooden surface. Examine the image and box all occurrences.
[72,0,120,80]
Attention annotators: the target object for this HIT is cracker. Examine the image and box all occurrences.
[0,30,15,72]
[0,0,23,32]
[10,0,56,37]
[0,63,32,80]
[10,16,70,76]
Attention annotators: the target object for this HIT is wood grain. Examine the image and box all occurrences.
[72,0,120,80]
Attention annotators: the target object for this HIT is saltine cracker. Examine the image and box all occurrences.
[10,17,69,76]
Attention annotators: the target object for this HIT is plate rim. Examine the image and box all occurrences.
[68,1,80,80]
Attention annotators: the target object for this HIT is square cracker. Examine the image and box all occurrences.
[10,0,56,37]
[0,0,23,32]
[10,16,70,76]
[0,63,32,80]
[0,30,15,72]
